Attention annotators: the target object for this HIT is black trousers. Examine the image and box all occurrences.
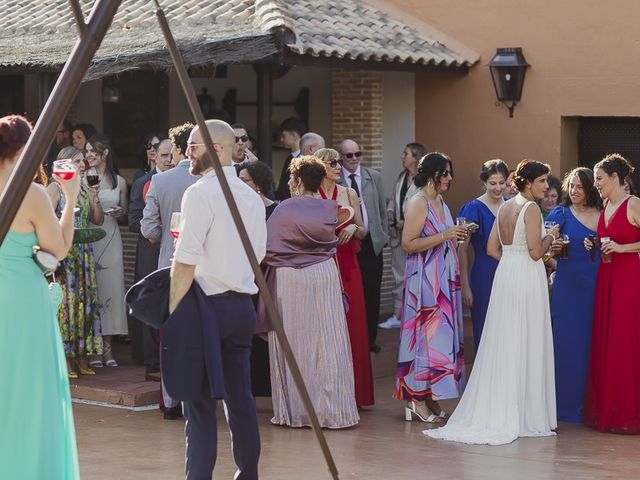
[357,234,383,346]
[183,295,260,480]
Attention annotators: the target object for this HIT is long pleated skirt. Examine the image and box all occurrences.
[269,259,359,429]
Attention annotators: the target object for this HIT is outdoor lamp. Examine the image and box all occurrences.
[487,48,530,118]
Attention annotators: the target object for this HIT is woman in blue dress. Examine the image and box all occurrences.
[0,115,81,478]
[547,167,602,422]
[458,159,509,351]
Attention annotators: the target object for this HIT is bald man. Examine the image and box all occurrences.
[169,119,266,480]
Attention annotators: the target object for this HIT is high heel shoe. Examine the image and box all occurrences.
[404,401,441,423]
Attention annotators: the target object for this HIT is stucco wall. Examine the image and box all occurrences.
[387,0,640,212]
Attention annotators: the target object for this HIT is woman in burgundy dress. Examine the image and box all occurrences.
[584,153,640,433]
[315,148,374,407]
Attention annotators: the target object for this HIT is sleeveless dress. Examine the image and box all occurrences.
[0,231,80,479]
[92,181,128,336]
[585,197,640,433]
[394,196,465,402]
[57,187,103,357]
[458,199,500,350]
[425,201,556,445]
[547,206,599,422]
[319,186,374,407]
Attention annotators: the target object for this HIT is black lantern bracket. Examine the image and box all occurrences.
[487,47,530,118]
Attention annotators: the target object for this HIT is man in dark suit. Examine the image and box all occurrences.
[338,139,389,353]
[274,117,305,200]
[170,119,266,480]
[128,139,173,375]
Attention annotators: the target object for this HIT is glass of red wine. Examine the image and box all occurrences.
[53,159,76,180]
[85,167,100,187]
[170,212,182,239]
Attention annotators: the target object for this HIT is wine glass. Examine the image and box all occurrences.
[170,212,182,239]
[85,167,100,187]
[53,159,76,180]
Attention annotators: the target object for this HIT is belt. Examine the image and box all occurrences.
[210,291,251,298]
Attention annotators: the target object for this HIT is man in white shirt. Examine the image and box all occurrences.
[170,119,266,480]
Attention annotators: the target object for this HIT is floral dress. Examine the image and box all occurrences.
[56,187,103,357]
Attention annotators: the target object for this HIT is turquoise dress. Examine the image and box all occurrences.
[0,231,80,479]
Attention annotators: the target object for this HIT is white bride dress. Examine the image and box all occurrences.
[424,201,556,445]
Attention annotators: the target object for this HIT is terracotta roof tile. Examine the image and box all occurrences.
[0,0,477,75]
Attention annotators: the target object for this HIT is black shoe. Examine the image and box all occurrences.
[163,405,183,420]
[370,344,381,353]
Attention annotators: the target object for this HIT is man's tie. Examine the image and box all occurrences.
[349,173,363,217]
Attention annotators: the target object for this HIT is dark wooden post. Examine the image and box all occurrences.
[256,63,273,166]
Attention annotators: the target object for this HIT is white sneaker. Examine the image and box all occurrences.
[379,315,401,329]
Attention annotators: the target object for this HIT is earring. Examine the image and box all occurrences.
[294,188,300,196]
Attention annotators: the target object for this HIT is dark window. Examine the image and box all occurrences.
[0,76,25,117]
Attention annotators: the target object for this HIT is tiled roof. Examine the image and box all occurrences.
[0,0,477,77]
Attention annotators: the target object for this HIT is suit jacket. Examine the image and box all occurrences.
[125,267,225,401]
[339,166,389,255]
[129,169,160,280]
[275,153,294,201]
[141,160,200,269]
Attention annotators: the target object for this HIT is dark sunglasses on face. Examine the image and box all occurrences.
[146,143,160,150]
[342,151,362,159]
[235,135,249,143]
[326,159,341,168]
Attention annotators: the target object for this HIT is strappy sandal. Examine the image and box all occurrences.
[103,344,118,367]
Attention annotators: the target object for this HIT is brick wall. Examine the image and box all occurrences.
[331,69,393,319]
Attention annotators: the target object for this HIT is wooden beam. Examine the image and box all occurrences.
[256,63,273,166]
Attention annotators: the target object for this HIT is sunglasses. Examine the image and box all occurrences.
[235,135,249,143]
[342,151,362,159]
[325,159,341,168]
[146,143,160,150]
[441,170,453,178]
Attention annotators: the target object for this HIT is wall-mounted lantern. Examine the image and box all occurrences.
[487,48,530,118]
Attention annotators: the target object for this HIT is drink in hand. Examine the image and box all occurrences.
[560,234,570,259]
[53,159,75,180]
[170,212,182,239]
[86,167,99,187]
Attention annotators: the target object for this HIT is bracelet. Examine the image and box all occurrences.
[441,233,445,242]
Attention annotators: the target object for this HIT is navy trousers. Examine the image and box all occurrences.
[183,295,260,480]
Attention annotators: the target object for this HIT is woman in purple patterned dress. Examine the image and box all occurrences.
[394,152,468,423]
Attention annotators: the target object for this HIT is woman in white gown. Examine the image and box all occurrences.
[425,159,559,445]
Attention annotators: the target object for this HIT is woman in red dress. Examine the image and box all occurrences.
[584,153,640,433]
[314,148,375,407]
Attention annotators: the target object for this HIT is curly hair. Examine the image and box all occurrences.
[238,161,274,194]
[512,159,550,191]
[594,153,635,185]
[168,122,194,157]
[289,155,326,192]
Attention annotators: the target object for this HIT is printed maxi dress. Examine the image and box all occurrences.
[394,196,466,401]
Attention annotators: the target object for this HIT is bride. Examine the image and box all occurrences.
[424,159,559,445]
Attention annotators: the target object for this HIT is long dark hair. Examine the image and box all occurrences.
[137,131,166,171]
[562,167,603,209]
[87,133,118,186]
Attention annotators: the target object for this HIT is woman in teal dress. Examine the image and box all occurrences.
[47,146,104,379]
[0,115,81,479]
[547,167,602,422]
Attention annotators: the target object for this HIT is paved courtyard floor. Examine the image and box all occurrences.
[74,329,640,479]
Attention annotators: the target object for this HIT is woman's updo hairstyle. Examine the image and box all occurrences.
[0,115,32,161]
[238,161,274,195]
[479,159,509,183]
[594,153,635,185]
[512,159,550,192]
[414,152,452,188]
[289,155,326,192]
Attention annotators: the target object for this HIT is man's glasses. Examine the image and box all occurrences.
[342,151,362,159]
[235,135,249,143]
[146,143,160,151]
